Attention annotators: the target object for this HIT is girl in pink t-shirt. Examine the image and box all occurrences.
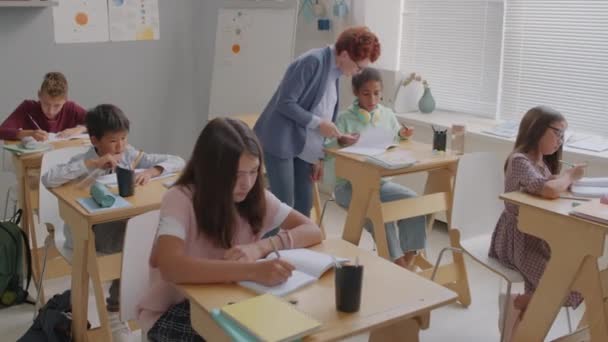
[137,118,323,341]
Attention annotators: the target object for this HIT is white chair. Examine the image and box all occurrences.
[33,146,88,307]
[430,152,572,341]
[119,210,160,341]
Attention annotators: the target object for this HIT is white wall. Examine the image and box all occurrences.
[352,0,402,71]
[0,1,202,216]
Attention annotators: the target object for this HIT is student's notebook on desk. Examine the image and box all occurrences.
[76,196,132,213]
[366,149,417,169]
[220,294,321,342]
[47,133,89,142]
[339,126,397,156]
[95,169,176,187]
[571,177,608,198]
[2,143,51,155]
[570,200,608,225]
[238,249,348,297]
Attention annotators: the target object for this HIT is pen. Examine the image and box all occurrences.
[269,237,281,259]
[28,114,42,130]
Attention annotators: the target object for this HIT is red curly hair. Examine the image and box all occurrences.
[335,26,381,63]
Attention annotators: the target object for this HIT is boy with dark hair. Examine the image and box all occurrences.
[42,104,185,311]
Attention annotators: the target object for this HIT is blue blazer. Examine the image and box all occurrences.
[254,47,339,159]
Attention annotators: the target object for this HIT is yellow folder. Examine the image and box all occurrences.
[220,294,321,342]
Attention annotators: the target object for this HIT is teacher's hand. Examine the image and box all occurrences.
[311,160,324,182]
[319,120,341,138]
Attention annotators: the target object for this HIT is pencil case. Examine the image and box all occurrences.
[90,182,116,208]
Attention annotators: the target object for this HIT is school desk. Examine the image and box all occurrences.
[49,175,178,342]
[5,138,90,301]
[325,141,472,306]
[501,191,608,342]
[181,238,458,341]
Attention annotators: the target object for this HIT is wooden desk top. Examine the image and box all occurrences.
[325,140,459,175]
[501,191,608,229]
[49,174,178,225]
[181,239,457,341]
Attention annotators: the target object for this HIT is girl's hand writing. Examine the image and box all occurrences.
[252,259,295,286]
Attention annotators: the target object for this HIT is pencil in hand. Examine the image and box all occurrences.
[131,150,144,170]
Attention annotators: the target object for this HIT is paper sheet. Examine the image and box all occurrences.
[109,0,160,41]
[53,0,109,43]
[339,126,396,156]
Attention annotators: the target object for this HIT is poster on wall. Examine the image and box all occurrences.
[109,0,160,41]
[52,0,109,43]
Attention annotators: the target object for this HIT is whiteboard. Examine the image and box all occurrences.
[209,4,297,118]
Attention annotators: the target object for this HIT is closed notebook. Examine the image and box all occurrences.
[238,249,348,297]
[220,294,321,342]
[570,200,608,225]
[76,196,132,213]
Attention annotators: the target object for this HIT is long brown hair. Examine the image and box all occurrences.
[507,106,565,174]
[175,118,266,248]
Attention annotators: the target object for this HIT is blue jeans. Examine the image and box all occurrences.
[334,181,427,260]
[264,153,313,217]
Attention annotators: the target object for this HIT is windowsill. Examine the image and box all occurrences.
[396,110,608,160]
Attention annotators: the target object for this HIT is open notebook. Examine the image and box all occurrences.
[47,133,89,142]
[570,177,608,198]
[95,169,176,187]
[238,249,348,297]
[339,126,397,157]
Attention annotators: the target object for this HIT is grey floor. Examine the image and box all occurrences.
[1,196,585,342]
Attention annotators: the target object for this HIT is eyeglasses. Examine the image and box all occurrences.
[347,54,367,74]
[548,126,565,142]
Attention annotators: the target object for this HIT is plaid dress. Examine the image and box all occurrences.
[147,301,205,342]
[489,153,583,307]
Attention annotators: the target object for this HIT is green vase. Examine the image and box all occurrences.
[418,87,436,114]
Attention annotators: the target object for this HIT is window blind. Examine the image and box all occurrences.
[400,0,504,117]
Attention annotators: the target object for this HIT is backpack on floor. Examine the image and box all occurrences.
[19,290,79,342]
[0,209,33,308]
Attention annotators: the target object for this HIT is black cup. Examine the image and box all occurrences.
[115,166,135,197]
[335,265,363,313]
[433,130,447,151]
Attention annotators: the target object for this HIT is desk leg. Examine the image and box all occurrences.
[515,205,607,341]
[71,234,90,342]
[366,190,390,260]
[369,316,421,342]
[571,256,608,341]
[423,167,471,307]
[23,178,43,303]
[87,238,112,342]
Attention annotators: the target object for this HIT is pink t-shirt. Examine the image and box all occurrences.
[136,185,290,332]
